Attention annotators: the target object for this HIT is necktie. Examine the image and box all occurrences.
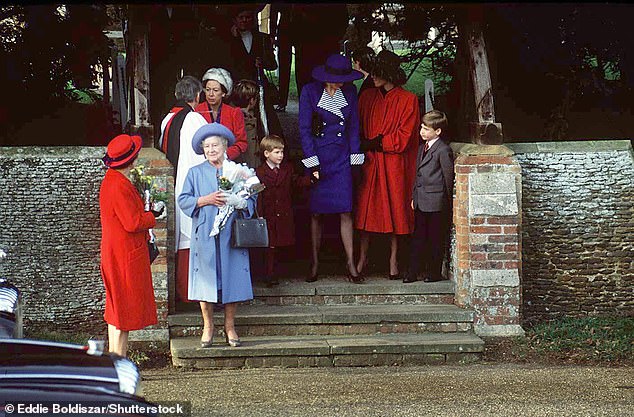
[423,142,430,155]
[273,167,280,176]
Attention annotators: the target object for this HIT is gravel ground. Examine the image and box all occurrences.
[141,364,634,417]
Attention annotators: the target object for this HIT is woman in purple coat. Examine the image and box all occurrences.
[299,53,365,283]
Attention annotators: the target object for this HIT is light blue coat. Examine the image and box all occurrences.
[178,161,255,303]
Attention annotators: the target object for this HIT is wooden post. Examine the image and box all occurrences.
[464,11,503,145]
[126,5,154,147]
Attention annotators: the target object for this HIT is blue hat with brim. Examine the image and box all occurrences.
[312,53,364,83]
[192,123,236,155]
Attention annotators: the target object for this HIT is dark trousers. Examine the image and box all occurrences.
[407,209,450,280]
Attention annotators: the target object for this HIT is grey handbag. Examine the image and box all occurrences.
[231,209,269,248]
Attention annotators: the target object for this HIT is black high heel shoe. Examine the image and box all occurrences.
[347,273,365,284]
[305,273,318,283]
[306,264,319,282]
[225,333,242,347]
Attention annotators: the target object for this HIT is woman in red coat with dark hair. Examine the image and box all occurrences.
[195,67,248,161]
[355,50,420,280]
[99,134,160,357]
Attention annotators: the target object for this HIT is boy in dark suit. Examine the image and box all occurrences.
[403,110,454,283]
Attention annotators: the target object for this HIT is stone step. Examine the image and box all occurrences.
[169,304,474,338]
[250,276,455,306]
[171,333,485,369]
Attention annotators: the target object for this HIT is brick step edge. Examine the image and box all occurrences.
[168,304,474,327]
[171,333,484,369]
[170,321,474,338]
[249,293,455,306]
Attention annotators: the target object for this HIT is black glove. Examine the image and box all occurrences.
[360,134,384,152]
[151,205,165,218]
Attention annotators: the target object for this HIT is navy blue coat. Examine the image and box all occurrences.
[299,81,364,213]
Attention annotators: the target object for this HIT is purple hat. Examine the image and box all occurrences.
[311,53,364,83]
[192,123,236,155]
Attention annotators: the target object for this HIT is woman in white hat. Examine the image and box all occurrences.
[195,67,248,162]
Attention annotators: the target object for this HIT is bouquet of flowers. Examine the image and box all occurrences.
[210,159,265,237]
[129,166,166,259]
[129,165,169,206]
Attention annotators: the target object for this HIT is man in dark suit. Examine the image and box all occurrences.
[403,110,455,283]
[222,4,282,137]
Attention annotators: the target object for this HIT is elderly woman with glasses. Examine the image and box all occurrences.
[178,123,256,348]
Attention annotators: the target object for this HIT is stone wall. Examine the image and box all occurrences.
[0,147,173,341]
[507,140,634,324]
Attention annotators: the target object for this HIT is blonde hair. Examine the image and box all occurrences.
[260,135,285,152]
[422,110,448,131]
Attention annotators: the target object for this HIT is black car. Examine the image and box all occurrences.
[0,249,158,417]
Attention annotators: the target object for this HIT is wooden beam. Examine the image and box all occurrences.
[126,5,154,147]
[464,11,503,145]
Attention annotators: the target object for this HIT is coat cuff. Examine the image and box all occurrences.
[302,155,320,168]
[350,153,365,166]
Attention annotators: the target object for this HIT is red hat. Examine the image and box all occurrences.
[102,134,142,168]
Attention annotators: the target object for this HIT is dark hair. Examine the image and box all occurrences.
[351,46,375,72]
[175,76,203,102]
[422,110,448,131]
[370,50,407,86]
[232,79,259,108]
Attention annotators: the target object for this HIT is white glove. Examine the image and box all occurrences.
[224,192,247,209]
[151,200,167,220]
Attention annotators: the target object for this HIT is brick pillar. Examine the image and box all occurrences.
[129,148,174,344]
[452,144,525,337]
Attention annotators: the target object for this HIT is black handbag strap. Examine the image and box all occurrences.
[237,205,260,219]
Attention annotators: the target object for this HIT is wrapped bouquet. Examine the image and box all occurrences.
[210,159,265,237]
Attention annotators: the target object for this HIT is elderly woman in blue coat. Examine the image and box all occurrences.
[299,53,365,283]
[178,123,256,348]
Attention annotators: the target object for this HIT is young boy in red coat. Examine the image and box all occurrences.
[256,135,317,286]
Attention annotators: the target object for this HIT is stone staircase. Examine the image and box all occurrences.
[169,275,484,369]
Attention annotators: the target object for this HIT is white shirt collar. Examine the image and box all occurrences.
[425,137,440,149]
[317,88,348,119]
[266,160,280,170]
[240,31,253,53]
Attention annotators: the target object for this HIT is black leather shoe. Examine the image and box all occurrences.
[389,273,400,280]
[402,273,417,283]
[305,274,318,283]
[423,275,444,283]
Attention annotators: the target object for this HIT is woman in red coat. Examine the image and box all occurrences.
[354,50,420,280]
[195,67,248,161]
[99,134,159,357]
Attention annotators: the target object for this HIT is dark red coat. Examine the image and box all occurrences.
[99,169,157,331]
[195,102,248,161]
[256,162,311,247]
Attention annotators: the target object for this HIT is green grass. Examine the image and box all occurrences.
[484,316,634,365]
[526,316,634,362]
[267,49,452,101]
[26,329,97,345]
